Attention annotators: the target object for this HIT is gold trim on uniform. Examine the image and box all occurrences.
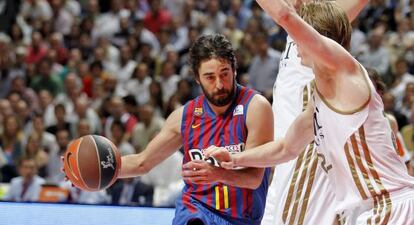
[283,144,317,225]
[359,127,392,224]
[314,64,372,115]
[282,82,318,225]
[344,141,368,199]
[282,150,306,223]
[343,126,392,224]
[297,151,318,225]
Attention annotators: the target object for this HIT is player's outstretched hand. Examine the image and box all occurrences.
[204,145,234,170]
[60,156,75,187]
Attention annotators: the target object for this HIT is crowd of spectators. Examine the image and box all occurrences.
[0,0,414,206]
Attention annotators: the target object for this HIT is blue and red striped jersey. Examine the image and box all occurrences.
[180,84,270,224]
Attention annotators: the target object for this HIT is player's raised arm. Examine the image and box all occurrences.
[336,0,369,22]
[256,0,357,73]
[119,107,183,178]
[206,100,314,168]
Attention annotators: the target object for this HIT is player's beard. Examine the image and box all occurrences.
[200,80,236,107]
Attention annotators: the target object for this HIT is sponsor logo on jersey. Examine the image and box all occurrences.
[233,105,244,116]
[189,143,245,167]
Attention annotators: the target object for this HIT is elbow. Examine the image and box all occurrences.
[248,169,266,190]
[276,8,295,26]
[282,142,300,163]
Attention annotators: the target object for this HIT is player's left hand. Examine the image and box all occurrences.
[182,160,219,184]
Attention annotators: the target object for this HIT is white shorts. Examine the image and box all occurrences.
[355,188,414,225]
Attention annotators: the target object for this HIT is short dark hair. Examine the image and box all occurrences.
[189,34,237,79]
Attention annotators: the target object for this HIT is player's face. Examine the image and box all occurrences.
[197,58,235,107]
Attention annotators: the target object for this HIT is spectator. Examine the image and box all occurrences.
[10,76,40,113]
[132,104,165,152]
[46,104,71,136]
[3,157,45,202]
[390,58,414,104]
[27,113,59,156]
[124,63,152,105]
[46,129,70,184]
[70,97,102,136]
[247,32,280,100]
[358,26,390,77]
[109,120,135,156]
[0,115,24,182]
[25,32,48,65]
[108,177,154,206]
[22,132,49,178]
[104,96,137,140]
[144,0,172,34]
[30,58,64,97]
[158,61,180,103]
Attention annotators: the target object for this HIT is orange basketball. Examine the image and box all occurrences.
[63,135,121,191]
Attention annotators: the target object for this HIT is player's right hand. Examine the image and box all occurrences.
[60,156,75,187]
[204,145,234,170]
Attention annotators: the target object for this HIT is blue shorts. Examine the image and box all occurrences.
[172,198,259,225]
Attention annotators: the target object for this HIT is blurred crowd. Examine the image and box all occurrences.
[1,0,414,206]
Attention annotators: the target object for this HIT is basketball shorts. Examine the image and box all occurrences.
[172,198,259,225]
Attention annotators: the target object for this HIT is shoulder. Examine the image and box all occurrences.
[164,106,185,134]
[246,94,273,120]
[10,177,23,185]
[34,176,46,185]
[249,94,272,108]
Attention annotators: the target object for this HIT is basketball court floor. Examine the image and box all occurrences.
[0,201,175,225]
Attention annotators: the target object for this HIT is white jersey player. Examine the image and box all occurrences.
[205,1,414,224]
[263,0,368,224]
[262,35,336,225]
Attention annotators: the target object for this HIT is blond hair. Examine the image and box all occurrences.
[299,1,352,50]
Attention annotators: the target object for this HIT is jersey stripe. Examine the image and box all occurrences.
[283,150,306,223]
[344,141,368,199]
[282,86,318,225]
[179,85,267,222]
[182,100,197,213]
[358,126,392,224]
[287,145,315,225]
[344,126,392,224]
[297,144,318,225]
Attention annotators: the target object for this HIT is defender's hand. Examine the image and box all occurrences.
[204,145,235,170]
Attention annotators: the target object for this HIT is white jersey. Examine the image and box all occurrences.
[262,36,337,225]
[313,66,414,224]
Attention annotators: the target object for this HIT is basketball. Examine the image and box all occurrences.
[63,135,121,191]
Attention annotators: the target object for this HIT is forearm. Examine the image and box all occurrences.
[119,154,150,178]
[336,0,369,22]
[232,140,294,168]
[217,167,265,189]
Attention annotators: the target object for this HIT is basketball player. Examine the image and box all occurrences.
[119,34,274,225]
[261,0,368,224]
[205,1,414,224]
